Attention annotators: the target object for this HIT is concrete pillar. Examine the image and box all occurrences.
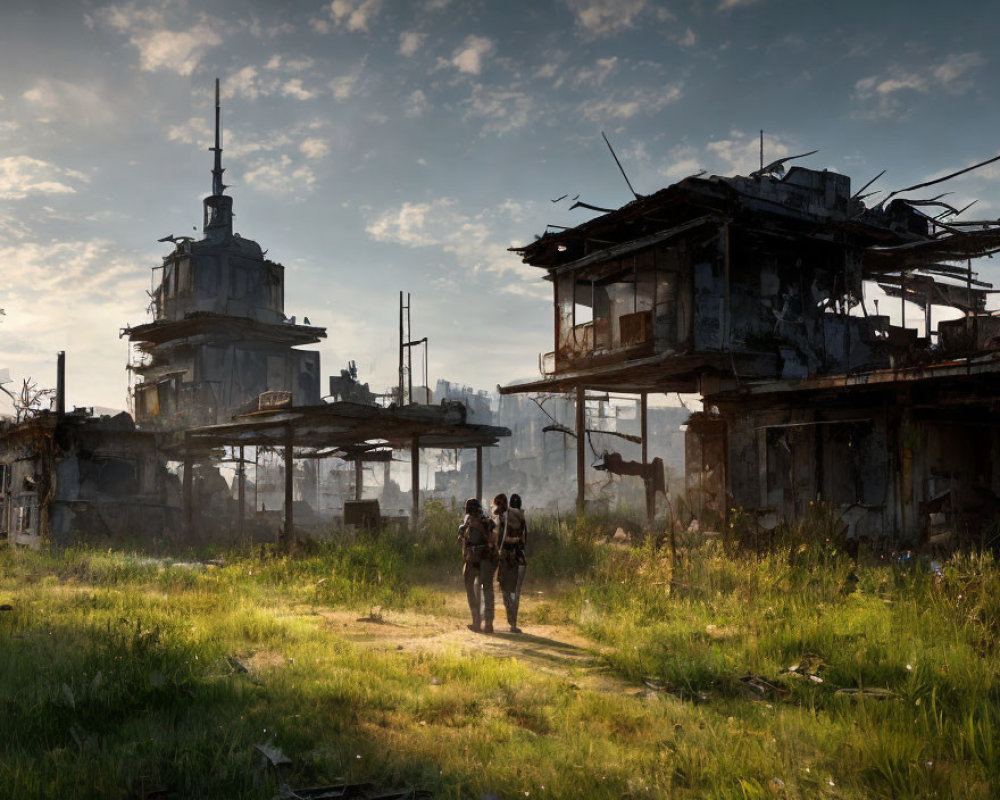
[354,457,363,500]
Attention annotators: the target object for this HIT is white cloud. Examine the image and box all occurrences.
[225,66,272,101]
[705,130,794,174]
[399,31,424,57]
[282,79,316,100]
[329,0,382,33]
[579,83,682,121]
[678,28,696,47]
[536,63,559,79]
[22,80,117,126]
[244,155,317,195]
[565,0,648,36]
[0,237,154,408]
[97,5,221,76]
[1,239,140,300]
[0,156,87,200]
[853,51,986,119]
[299,138,330,159]
[659,145,703,182]
[166,117,212,146]
[404,89,429,118]
[330,67,361,101]
[717,0,761,10]
[465,86,533,136]
[451,35,495,75]
[573,56,618,89]
[366,198,536,283]
[135,24,220,74]
[930,52,986,91]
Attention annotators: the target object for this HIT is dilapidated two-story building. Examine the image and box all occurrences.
[503,156,1000,545]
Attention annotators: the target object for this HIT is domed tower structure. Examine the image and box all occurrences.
[124,80,326,430]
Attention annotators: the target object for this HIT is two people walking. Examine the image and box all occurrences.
[458,492,528,634]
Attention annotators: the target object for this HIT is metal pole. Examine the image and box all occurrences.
[56,351,65,417]
[398,291,405,404]
[475,446,483,502]
[407,293,413,405]
[238,444,246,540]
[641,392,653,523]
[411,436,420,526]
[283,425,294,540]
[354,456,363,500]
[576,385,586,514]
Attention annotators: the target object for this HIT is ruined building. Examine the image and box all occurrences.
[0,354,178,546]
[122,82,326,431]
[502,156,1000,544]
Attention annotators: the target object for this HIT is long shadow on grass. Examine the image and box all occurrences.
[0,616,452,799]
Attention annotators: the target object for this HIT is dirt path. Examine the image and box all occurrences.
[313,583,635,695]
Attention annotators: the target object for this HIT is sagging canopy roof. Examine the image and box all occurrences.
[180,400,510,456]
[513,167,1000,289]
[123,312,326,348]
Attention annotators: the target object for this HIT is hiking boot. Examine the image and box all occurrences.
[508,626,522,634]
[467,622,481,633]
[483,623,494,634]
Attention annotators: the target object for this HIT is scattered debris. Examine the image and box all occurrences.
[780,655,827,683]
[227,656,249,674]
[834,687,897,700]
[738,673,789,700]
[255,741,293,769]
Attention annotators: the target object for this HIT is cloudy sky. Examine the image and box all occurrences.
[1,0,999,411]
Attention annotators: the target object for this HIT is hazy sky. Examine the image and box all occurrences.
[1,0,999,412]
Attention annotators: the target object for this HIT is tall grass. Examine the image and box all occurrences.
[0,508,996,798]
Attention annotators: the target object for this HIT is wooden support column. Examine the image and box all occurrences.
[475,446,483,502]
[641,392,654,523]
[354,457,363,500]
[283,425,294,541]
[183,433,194,530]
[411,436,420,526]
[576,384,586,514]
[237,445,246,540]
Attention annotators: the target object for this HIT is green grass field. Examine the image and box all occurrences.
[0,505,997,799]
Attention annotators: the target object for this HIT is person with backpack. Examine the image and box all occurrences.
[494,492,528,633]
[457,497,497,633]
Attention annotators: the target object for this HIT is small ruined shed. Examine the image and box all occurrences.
[501,159,1000,543]
[0,408,177,549]
[178,400,510,535]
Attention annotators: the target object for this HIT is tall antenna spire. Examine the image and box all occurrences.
[211,77,225,196]
[203,77,233,238]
